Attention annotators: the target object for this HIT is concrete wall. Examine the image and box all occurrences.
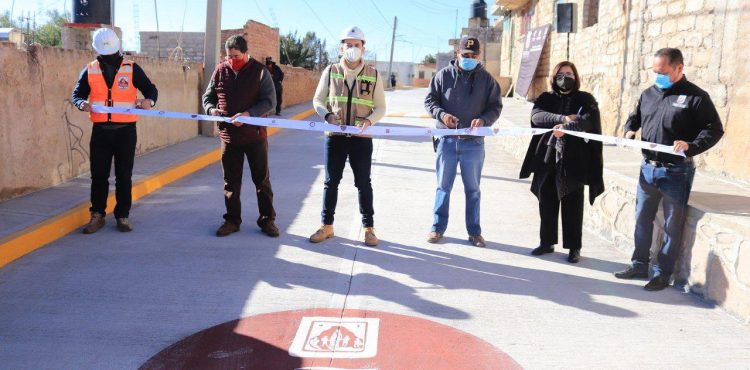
[496,0,750,183]
[0,44,203,201]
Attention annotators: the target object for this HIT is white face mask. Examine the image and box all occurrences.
[344,47,363,63]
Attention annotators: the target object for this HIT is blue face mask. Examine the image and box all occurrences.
[459,56,479,71]
[654,73,674,90]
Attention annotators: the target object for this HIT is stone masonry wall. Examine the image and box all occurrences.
[499,0,750,183]
[0,44,203,201]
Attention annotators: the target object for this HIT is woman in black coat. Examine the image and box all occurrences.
[519,61,604,263]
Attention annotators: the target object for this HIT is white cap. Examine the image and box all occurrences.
[340,26,365,43]
[92,28,120,55]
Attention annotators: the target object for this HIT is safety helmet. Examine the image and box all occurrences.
[92,27,121,55]
[340,26,366,44]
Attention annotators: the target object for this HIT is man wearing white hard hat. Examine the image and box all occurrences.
[71,27,158,234]
[310,26,386,246]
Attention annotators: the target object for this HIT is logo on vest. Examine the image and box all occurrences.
[117,76,130,90]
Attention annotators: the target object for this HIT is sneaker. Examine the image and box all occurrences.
[82,213,105,234]
[216,221,240,237]
[614,265,649,279]
[469,235,486,248]
[427,232,443,244]
[309,225,334,243]
[116,218,133,232]
[531,245,554,256]
[364,227,379,247]
[644,275,670,291]
[258,218,280,237]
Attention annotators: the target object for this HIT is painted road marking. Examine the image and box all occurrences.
[289,317,380,358]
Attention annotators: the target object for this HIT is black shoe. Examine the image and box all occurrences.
[614,266,649,279]
[567,249,580,263]
[116,218,133,232]
[531,245,554,256]
[259,219,280,237]
[216,221,240,237]
[644,275,670,291]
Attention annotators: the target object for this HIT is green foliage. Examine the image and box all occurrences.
[280,31,330,71]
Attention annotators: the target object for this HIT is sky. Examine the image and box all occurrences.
[0,0,499,63]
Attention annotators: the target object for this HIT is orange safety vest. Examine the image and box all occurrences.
[87,59,139,123]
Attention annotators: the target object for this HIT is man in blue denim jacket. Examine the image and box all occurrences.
[424,36,502,248]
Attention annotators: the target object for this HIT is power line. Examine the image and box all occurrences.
[368,0,392,28]
[301,0,336,40]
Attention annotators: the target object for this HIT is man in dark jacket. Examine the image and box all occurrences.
[203,35,279,238]
[614,48,724,291]
[265,57,284,115]
[71,27,158,234]
[424,37,502,248]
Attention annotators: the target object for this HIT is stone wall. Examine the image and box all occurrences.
[497,0,750,183]
[0,44,203,201]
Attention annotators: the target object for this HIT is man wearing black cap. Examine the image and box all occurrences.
[265,57,284,115]
[424,36,502,248]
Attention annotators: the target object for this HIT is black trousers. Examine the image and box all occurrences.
[322,135,374,227]
[89,124,137,218]
[537,171,585,250]
[275,83,283,114]
[221,139,276,226]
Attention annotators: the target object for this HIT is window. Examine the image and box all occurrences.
[419,71,425,79]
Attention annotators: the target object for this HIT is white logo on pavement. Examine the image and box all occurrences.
[289,316,380,358]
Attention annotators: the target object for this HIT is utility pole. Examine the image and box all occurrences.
[386,16,397,90]
[153,0,160,58]
[201,0,222,136]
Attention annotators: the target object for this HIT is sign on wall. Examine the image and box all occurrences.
[515,24,551,98]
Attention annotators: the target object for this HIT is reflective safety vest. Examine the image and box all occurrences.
[87,59,138,123]
[326,62,378,126]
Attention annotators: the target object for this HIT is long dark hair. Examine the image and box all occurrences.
[550,61,581,93]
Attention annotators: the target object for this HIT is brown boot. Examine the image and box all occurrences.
[427,231,443,244]
[469,235,486,248]
[116,218,133,232]
[216,221,240,237]
[309,225,334,243]
[82,213,105,234]
[364,227,379,247]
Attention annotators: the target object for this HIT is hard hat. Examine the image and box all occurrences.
[340,26,365,43]
[92,28,121,55]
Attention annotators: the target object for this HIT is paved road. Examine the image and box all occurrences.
[1,89,748,369]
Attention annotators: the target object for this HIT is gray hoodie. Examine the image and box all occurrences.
[424,60,503,134]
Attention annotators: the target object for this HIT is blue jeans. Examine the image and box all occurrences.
[632,160,695,277]
[432,137,485,236]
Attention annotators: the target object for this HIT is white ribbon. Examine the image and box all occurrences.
[91,105,685,157]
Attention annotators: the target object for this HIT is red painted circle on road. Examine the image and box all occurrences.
[139,308,520,370]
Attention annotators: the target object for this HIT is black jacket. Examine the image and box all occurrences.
[520,90,604,205]
[71,54,159,123]
[624,76,723,162]
[267,62,284,87]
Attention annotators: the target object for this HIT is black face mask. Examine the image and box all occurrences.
[555,76,576,92]
[100,53,122,66]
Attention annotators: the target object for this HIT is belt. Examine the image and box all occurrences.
[443,135,477,140]
[645,157,693,167]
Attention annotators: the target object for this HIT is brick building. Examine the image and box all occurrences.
[139,20,280,64]
[493,0,750,183]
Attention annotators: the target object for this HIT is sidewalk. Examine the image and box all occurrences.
[0,90,748,369]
